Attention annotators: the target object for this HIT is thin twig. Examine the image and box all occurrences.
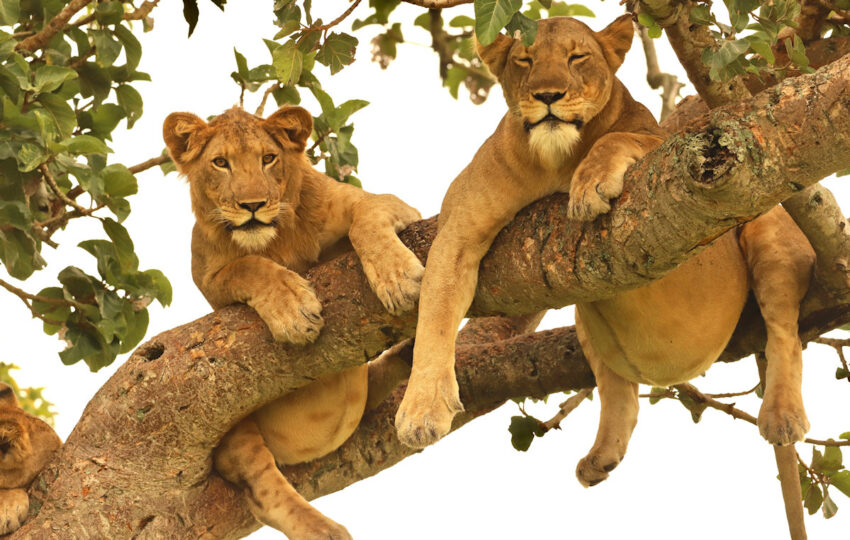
[705,383,760,399]
[71,0,161,27]
[39,164,89,214]
[312,0,364,33]
[0,278,69,326]
[673,383,850,447]
[401,0,473,7]
[128,154,170,174]
[636,24,683,121]
[814,336,850,380]
[542,388,592,432]
[256,83,282,116]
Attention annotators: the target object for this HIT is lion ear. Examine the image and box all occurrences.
[264,106,313,152]
[163,112,210,168]
[0,383,19,409]
[476,33,515,79]
[595,14,634,71]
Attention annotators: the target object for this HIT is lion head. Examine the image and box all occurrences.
[477,15,634,169]
[163,106,314,252]
[0,384,32,473]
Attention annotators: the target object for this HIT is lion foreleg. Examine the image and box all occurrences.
[203,256,324,345]
[568,132,662,221]
[394,226,494,448]
[739,208,815,445]
[349,194,424,315]
[215,419,352,540]
[574,305,639,487]
[0,488,28,535]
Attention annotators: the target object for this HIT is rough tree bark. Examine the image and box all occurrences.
[13,53,850,540]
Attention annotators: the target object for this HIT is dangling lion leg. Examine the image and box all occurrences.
[215,419,351,540]
[0,488,28,535]
[739,208,815,445]
[574,305,639,487]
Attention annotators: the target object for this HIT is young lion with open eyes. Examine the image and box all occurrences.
[164,106,423,539]
[395,14,814,490]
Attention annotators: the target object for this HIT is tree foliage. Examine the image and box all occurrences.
[2,0,850,535]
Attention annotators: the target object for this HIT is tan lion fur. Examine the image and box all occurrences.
[164,106,423,539]
[395,16,815,489]
[0,383,61,535]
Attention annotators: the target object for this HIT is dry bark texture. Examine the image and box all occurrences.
[11,54,850,539]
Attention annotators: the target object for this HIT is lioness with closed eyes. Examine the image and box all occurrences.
[395,15,814,488]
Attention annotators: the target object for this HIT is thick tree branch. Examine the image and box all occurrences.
[13,54,850,538]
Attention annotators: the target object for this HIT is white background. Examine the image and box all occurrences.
[1,1,849,539]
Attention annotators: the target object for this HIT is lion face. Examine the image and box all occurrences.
[163,106,314,252]
[477,16,634,169]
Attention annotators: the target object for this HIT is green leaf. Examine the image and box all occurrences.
[33,65,77,94]
[77,63,112,105]
[16,143,48,172]
[183,0,200,37]
[475,0,522,46]
[0,201,31,230]
[101,164,137,197]
[64,135,112,155]
[36,94,76,139]
[119,305,149,354]
[837,367,850,379]
[831,470,850,498]
[648,23,662,39]
[450,15,476,28]
[505,12,537,46]
[413,12,431,30]
[114,24,142,71]
[95,1,124,25]
[142,269,172,306]
[547,2,594,17]
[87,103,126,138]
[637,13,656,27]
[0,0,20,25]
[690,4,713,25]
[508,415,544,451]
[316,32,358,75]
[823,490,838,519]
[102,218,138,272]
[445,65,467,99]
[805,483,824,515]
[272,40,303,86]
[747,36,775,64]
[91,30,123,68]
[0,228,44,279]
[115,85,143,128]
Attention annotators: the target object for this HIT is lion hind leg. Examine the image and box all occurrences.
[739,208,815,445]
[215,419,352,540]
[574,305,639,487]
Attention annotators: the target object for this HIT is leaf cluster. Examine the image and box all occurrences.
[0,1,171,371]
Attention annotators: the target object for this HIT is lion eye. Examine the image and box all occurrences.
[569,53,589,64]
[514,56,533,67]
[212,157,229,169]
[262,153,277,165]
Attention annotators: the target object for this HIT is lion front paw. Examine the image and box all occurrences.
[0,489,28,535]
[249,277,324,345]
[395,370,463,448]
[758,399,809,446]
[575,448,623,487]
[567,157,634,222]
[286,514,352,540]
[362,248,424,315]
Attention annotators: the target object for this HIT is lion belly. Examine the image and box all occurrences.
[252,364,368,465]
[577,231,748,387]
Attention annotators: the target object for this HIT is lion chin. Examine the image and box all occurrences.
[528,121,581,169]
[231,226,278,251]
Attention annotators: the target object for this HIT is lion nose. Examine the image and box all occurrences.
[238,201,266,213]
[533,91,565,105]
